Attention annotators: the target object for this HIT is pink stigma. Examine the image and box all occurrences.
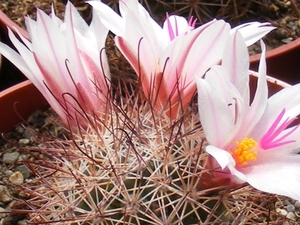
[260,108,299,149]
[188,16,197,28]
[166,12,178,41]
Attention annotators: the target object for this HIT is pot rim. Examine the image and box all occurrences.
[250,38,300,62]
[0,80,48,133]
[249,70,291,88]
[0,9,29,40]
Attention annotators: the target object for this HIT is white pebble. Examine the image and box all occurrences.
[9,171,24,185]
[0,186,12,203]
[276,208,287,216]
[294,200,300,208]
[18,138,30,146]
[286,212,296,221]
[286,204,295,212]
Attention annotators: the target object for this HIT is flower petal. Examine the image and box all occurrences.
[183,20,230,78]
[242,40,268,136]
[196,73,238,147]
[206,145,246,181]
[87,0,125,36]
[222,31,249,100]
[252,66,300,140]
[232,22,275,46]
[206,145,235,170]
[244,156,300,201]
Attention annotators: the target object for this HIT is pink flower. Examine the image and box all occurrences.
[0,2,110,126]
[196,31,300,200]
[89,0,274,117]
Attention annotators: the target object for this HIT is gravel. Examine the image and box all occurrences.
[0,108,61,224]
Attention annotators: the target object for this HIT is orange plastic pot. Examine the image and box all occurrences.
[250,38,300,84]
[0,80,48,133]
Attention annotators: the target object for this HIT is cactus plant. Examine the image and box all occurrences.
[11,69,290,225]
[1,1,297,224]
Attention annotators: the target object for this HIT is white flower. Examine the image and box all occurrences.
[196,31,300,201]
[89,0,275,117]
[0,2,110,126]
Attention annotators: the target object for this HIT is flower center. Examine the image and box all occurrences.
[230,137,258,166]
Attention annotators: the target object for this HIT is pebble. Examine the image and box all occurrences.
[294,200,300,208]
[18,219,28,225]
[24,127,37,140]
[0,207,8,219]
[276,208,288,216]
[18,190,30,199]
[2,152,20,164]
[281,38,293,44]
[286,204,295,212]
[18,154,28,161]
[3,170,13,177]
[287,212,296,220]
[275,28,289,39]
[275,201,284,208]
[18,139,30,146]
[15,165,31,179]
[0,186,12,203]
[15,126,24,134]
[8,172,24,185]
[287,21,296,30]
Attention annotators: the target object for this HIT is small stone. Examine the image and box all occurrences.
[2,215,17,225]
[287,21,295,30]
[15,165,31,180]
[8,172,24,185]
[275,201,283,208]
[23,127,37,140]
[276,208,287,216]
[2,152,20,164]
[3,170,13,177]
[15,126,24,134]
[18,190,30,199]
[18,154,28,161]
[18,219,28,225]
[38,143,46,148]
[286,212,296,220]
[275,28,289,38]
[281,38,293,44]
[0,207,8,219]
[0,186,12,203]
[286,204,295,212]
[294,200,300,208]
[18,139,30,146]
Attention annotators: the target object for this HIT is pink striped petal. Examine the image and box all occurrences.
[243,156,300,201]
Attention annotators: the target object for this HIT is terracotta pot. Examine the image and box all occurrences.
[250,38,300,84]
[0,73,290,134]
[0,10,29,40]
[0,80,48,133]
[250,71,291,97]
[0,10,29,91]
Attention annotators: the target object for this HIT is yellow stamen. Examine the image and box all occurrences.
[230,137,258,166]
